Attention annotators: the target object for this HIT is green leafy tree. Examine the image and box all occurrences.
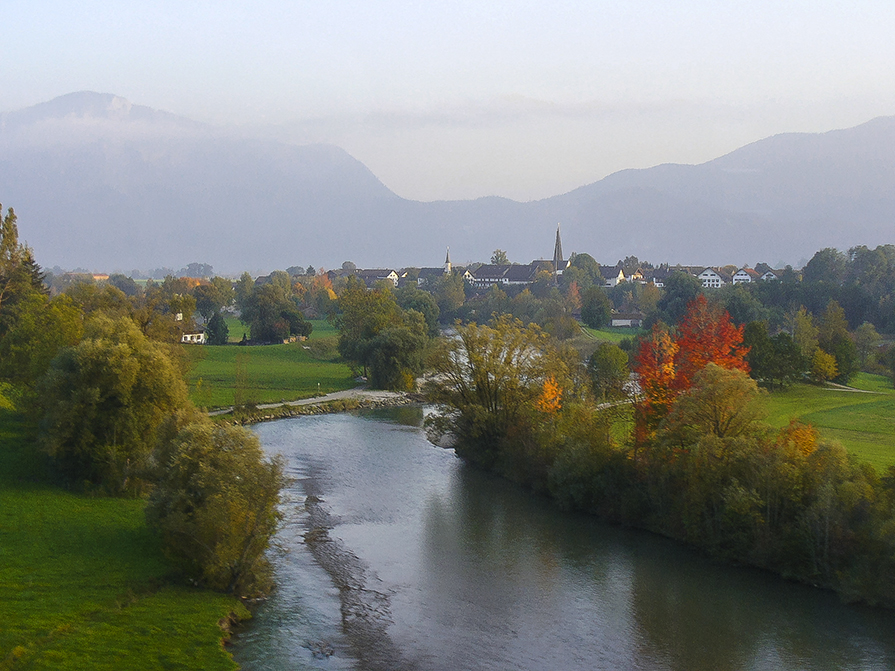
[818,300,858,383]
[792,306,819,360]
[242,284,311,342]
[803,247,848,285]
[655,271,703,325]
[431,272,466,321]
[193,283,224,320]
[234,272,255,314]
[853,322,881,369]
[366,309,430,390]
[107,273,140,297]
[336,280,428,388]
[568,252,601,281]
[766,332,806,387]
[210,276,235,308]
[0,293,83,391]
[721,284,768,326]
[580,286,612,328]
[587,342,630,402]
[395,286,440,337]
[37,315,190,493]
[205,312,229,345]
[0,205,46,328]
[147,412,286,596]
[491,249,509,265]
[744,322,804,388]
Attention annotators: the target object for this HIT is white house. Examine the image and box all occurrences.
[355,269,400,288]
[600,265,626,287]
[732,267,761,284]
[180,331,207,345]
[697,268,730,288]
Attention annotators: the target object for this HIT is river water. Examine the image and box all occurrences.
[233,408,895,671]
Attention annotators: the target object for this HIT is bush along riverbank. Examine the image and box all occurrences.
[425,317,895,608]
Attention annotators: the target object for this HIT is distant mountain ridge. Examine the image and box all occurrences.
[1,92,893,273]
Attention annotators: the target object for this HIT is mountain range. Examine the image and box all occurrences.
[1,92,893,274]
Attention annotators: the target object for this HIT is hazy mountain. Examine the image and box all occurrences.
[1,92,893,273]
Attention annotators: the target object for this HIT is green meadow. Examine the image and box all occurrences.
[185,319,356,408]
[764,373,895,470]
[580,324,643,344]
[0,409,246,670]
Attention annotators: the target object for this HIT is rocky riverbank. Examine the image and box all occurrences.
[217,391,424,425]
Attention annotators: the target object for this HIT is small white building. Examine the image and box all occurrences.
[610,311,644,328]
[181,331,207,345]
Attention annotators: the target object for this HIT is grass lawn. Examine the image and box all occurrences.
[0,409,247,670]
[185,320,355,408]
[580,324,644,344]
[222,316,336,343]
[764,373,895,470]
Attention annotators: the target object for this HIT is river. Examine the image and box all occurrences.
[232,408,895,671]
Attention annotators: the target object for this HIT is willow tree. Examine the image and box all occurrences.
[37,315,190,493]
[425,316,567,468]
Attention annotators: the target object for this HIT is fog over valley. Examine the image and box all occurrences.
[2,92,894,274]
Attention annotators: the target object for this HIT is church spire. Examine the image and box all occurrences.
[553,224,563,274]
[444,246,452,274]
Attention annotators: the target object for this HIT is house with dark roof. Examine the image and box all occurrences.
[416,248,453,287]
[600,264,626,287]
[355,269,399,287]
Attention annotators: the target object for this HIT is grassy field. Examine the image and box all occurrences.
[0,410,246,670]
[185,319,355,408]
[764,373,895,470]
[222,315,335,343]
[580,324,644,344]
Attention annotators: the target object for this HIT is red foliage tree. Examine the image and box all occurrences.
[673,295,749,391]
[633,296,749,446]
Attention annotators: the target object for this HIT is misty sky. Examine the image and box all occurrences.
[3,1,895,202]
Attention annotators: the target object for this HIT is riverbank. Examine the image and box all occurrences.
[0,408,248,670]
[236,410,895,670]
[215,388,423,425]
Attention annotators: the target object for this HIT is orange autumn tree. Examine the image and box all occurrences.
[536,376,562,414]
[673,294,750,391]
[633,324,679,445]
[633,295,749,446]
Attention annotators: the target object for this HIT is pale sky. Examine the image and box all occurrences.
[3,1,895,201]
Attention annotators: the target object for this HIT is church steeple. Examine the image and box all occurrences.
[444,246,452,274]
[553,224,564,274]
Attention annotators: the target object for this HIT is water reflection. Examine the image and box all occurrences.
[236,410,895,671]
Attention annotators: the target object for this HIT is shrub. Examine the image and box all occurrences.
[147,413,286,596]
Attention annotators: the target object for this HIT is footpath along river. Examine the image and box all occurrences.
[232,407,895,671]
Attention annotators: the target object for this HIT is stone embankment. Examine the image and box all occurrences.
[211,388,423,425]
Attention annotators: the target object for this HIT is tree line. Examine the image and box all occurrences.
[0,206,283,597]
[424,298,895,607]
